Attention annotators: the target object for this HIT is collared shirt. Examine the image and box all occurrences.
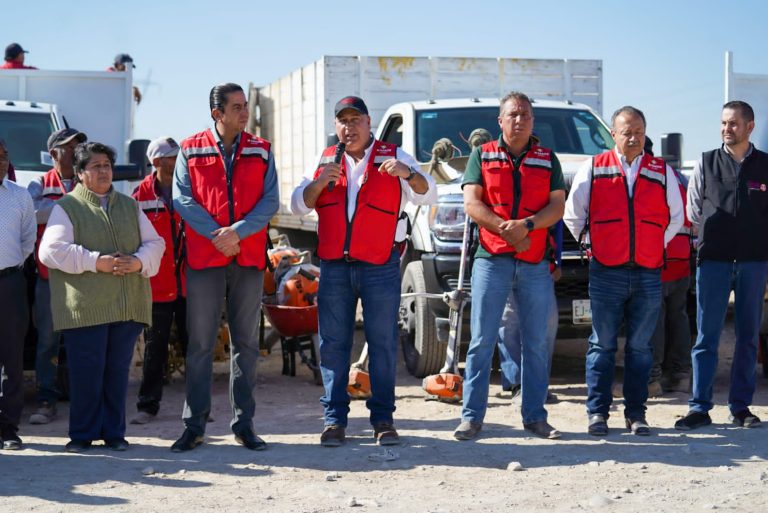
[27,170,75,225]
[564,149,684,246]
[290,136,437,241]
[39,202,164,278]
[687,143,754,227]
[173,124,280,240]
[0,176,36,268]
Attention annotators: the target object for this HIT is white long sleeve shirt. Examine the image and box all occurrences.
[564,149,684,247]
[39,202,165,278]
[290,142,437,242]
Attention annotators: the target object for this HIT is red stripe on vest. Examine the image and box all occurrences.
[182,129,269,270]
[477,141,552,263]
[313,140,401,265]
[35,169,70,280]
[588,151,670,268]
[133,173,186,301]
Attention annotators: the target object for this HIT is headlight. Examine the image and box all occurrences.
[428,203,465,241]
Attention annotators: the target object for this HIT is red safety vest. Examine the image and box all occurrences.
[588,151,670,268]
[662,170,692,282]
[181,129,269,270]
[313,140,401,264]
[478,141,553,263]
[35,169,72,279]
[133,173,186,301]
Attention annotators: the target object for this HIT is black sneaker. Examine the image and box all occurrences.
[171,429,204,452]
[65,440,92,453]
[674,411,712,431]
[1,428,22,450]
[104,438,130,451]
[729,409,762,428]
[373,423,401,446]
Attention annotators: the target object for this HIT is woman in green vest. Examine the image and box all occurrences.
[39,142,165,453]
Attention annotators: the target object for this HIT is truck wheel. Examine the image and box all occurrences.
[399,261,444,378]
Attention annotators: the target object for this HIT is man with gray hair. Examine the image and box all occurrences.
[564,106,683,436]
[27,128,87,425]
[676,100,768,431]
[0,138,36,450]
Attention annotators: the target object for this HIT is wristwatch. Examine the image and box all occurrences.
[524,218,535,231]
[405,169,417,181]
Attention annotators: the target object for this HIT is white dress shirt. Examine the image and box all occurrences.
[39,201,165,278]
[290,140,437,242]
[563,149,684,246]
[0,177,36,269]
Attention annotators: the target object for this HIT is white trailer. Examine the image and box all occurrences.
[248,55,603,231]
[0,68,140,188]
[725,51,768,149]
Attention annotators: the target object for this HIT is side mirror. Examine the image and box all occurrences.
[40,151,53,167]
[126,139,150,177]
[661,133,683,170]
[112,164,144,182]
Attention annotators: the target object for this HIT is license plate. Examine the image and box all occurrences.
[572,299,592,325]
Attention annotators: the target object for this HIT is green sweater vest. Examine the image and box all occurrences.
[49,184,152,331]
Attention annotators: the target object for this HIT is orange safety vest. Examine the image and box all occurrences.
[478,141,553,263]
[133,173,186,301]
[313,140,401,264]
[35,169,72,280]
[181,129,269,270]
[588,151,670,268]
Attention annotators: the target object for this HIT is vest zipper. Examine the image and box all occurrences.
[226,160,235,226]
[343,163,356,257]
[626,165,637,264]
[104,202,128,316]
[510,153,523,219]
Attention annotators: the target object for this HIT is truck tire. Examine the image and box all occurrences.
[399,261,445,378]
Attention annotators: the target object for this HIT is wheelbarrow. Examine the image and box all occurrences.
[261,301,323,385]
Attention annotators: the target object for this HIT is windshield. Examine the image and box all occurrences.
[415,106,614,162]
[0,111,55,172]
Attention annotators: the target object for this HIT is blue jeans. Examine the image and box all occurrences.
[62,321,143,441]
[462,256,552,425]
[34,278,61,405]
[497,281,558,389]
[183,263,264,436]
[586,261,661,419]
[690,260,768,414]
[318,250,401,427]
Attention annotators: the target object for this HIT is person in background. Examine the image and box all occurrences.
[107,53,141,104]
[676,100,768,430]
[39,142,164,452]
[27,128,87,425]
[0,138,36,450]
[130,137,188,425]
[1,43,37,70]
[171,83,279,452]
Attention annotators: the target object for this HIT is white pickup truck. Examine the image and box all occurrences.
[249,55,614,376]
[0,68,147,191]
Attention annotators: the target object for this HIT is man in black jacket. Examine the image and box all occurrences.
[676,101,768,430]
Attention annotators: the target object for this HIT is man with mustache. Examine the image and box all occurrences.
[564,106,683,436]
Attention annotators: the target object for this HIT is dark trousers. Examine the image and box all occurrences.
[650,276,692,382]
[0,269,28,431]
[137,297,188,415]
[62,321,143,442]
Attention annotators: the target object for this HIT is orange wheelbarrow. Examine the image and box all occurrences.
[261,302,323,385]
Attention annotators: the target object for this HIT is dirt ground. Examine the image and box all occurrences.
[2,319,767,513]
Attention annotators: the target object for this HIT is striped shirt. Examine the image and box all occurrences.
[0,177,36,269]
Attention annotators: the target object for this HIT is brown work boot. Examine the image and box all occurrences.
[320,425,345,447]
[647,381,664,398]
[373,423,400,446]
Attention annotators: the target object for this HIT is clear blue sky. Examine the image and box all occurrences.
[6,0,768,161]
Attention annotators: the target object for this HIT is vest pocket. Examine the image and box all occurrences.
[366,203,396,216]
[316,201,339,209]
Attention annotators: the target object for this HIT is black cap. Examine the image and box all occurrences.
[5,43,27,61]
[47,128,87,152]
[114,53,135,68]
[334,96,368,117]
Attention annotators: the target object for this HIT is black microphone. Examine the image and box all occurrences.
[328,142,346,192]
